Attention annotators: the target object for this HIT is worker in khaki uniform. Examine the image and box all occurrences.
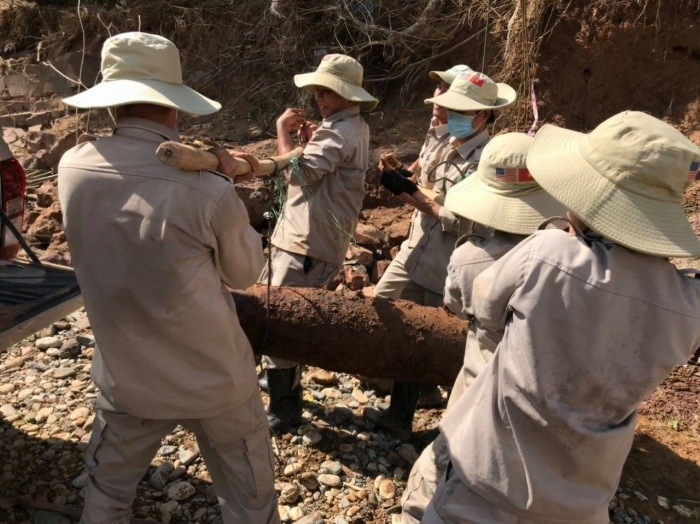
[399,133,565,523]
[58,33,280,524]
[423,111,700,524]
[258,54,377,432]
[366,70,517,440]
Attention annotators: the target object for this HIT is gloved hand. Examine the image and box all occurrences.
[395,165,413,178]
[380,169,419,196]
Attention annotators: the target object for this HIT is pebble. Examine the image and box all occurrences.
[288,506,305,521]
[160,500,180,513]
[657,495,670,509]
[378,478,396,499]
[302,431,322,446]
[351,388,368,404]
[299,472,320,491]
[284,463,303,475]
[320,461,343,475]
[279,483,301,504]
[673,504,693,518]
[318,474,342,487]
[633,490,647,501]
[167,481,196,501]
[35,336,62,350]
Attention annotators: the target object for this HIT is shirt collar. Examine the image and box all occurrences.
[113,117,181,143]
[324,104,361,123]
[450,129,490,159]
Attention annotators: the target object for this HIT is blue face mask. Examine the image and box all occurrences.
[447,111,478,139]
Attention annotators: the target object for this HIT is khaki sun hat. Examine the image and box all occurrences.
[445,133,566,235]
[294,54,379,111]
[62,32,221,116]
[425,70,516,112]
[527,110,700,258]
[428,64,472,85]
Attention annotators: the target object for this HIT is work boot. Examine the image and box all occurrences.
[363,380,420,441]
[266,366,303,434]
[416,384,444,408]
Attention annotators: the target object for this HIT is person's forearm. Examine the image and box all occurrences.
[276,122,295,155]
[411,190,442,221]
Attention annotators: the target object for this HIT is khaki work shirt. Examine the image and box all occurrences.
[415,118,449,189]
[402,130,490,294]
[270,105,369,265]
[441,229,700,522]
[58,117,264,420]
[443,231,526,409]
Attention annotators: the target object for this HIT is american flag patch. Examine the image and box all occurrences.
[467,73,485,87]
[496,167,533,183]
[689,161,700,181]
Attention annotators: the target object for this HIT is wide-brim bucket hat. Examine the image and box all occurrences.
[62,32,221,116]
[445,133,566,235]
[294,54,378,111]
[425,70,516,111]
[428,64,472,85]
[527,110,700,257]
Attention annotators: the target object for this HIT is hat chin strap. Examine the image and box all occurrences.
[537,216,586,236]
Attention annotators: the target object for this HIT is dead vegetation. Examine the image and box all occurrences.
[3,0,698,136]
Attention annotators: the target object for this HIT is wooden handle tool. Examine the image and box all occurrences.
[156,141,304,177]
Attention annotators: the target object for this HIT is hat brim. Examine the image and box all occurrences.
[62,79,221,116]
[429,71,457,85]
[527,124,700,258]
[294,71,378,111]
[424,83,516,111]
[444,176,567,235]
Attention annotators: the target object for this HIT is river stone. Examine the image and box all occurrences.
[35,336,62,350]
[318,474,342,488]
[167,481,195,501]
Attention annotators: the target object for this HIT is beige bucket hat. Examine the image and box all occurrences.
[445,133,566,235]
[428,64,472,85]
[527,110,700,257]
[425,70,516,111]
[62,32,221,116]
[294,54,378,111]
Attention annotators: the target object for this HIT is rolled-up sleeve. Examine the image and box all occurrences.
[290,127,346,186]
[210,184,264,289]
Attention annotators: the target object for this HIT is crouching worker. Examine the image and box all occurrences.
[58,32,280,524]
[400,132,566,523]
[424,111,700,523]
[259,54,377,433]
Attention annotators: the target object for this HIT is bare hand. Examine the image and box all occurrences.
[380,152,401,170]
[277,108,306,131]
[298,121,319,144]
[210,148,259,178]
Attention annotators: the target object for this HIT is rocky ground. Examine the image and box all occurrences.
[1,311,699,524]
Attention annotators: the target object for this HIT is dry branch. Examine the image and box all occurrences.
[233,285,467,385]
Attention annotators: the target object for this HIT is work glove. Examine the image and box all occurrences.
[380,169,419,196]
[395,165,413,178]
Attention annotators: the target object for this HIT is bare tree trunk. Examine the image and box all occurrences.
[233,285,467,385]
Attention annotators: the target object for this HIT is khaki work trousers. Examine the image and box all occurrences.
[422,464,540,524]
[259,247,340,369]
[81,392,280,524]
[373,245,443,306]
[402,365,469,523]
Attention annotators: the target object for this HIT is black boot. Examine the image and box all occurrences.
[364,381,419,440]
[266,366,303,433]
